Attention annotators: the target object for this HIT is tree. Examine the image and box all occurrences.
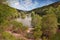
[56,5,60,23]
[46,7,56,14]
[42,7,58,40]
[20,12,26,19]
[11,21,28,34]
[0,3,19,33]
[31,13,42,40]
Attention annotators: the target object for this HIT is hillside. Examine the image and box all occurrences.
[0,3,19,21]
[0,3,29,40]
[17,1,60,15]
[30,1,60,15]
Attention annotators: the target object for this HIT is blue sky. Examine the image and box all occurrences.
[7,0,60,11]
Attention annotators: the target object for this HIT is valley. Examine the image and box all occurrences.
[0,1,60,40]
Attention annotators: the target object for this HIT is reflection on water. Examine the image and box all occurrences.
[15,14,32,27]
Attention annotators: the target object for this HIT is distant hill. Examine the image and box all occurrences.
[30,1,60,15]
[17,1,60,15]
[33,1,60,10]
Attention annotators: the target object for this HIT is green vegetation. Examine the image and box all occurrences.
[56,5,60,23]
[50,32,60,40]
[0,3,28,40]
[42,12,57,39]
[0,3,19,33]
[11,21,28,33]
[0,3,19,25]
[21,12,26,19]
[32,14,42,40]
[31,2,60,40]
[1,32,17,40]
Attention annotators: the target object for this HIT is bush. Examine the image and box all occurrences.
[1,32,17,40]
[11,21,28,33]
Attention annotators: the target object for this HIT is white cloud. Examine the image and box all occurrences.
[7,0,39,11]
[15,2,19,5]
[24,0,32,4]
[23,0,33,7]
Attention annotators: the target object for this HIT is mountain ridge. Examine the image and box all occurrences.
[17,1,60,12]
[32,1,60,11]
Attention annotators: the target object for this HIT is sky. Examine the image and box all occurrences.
[7,0,60,11]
